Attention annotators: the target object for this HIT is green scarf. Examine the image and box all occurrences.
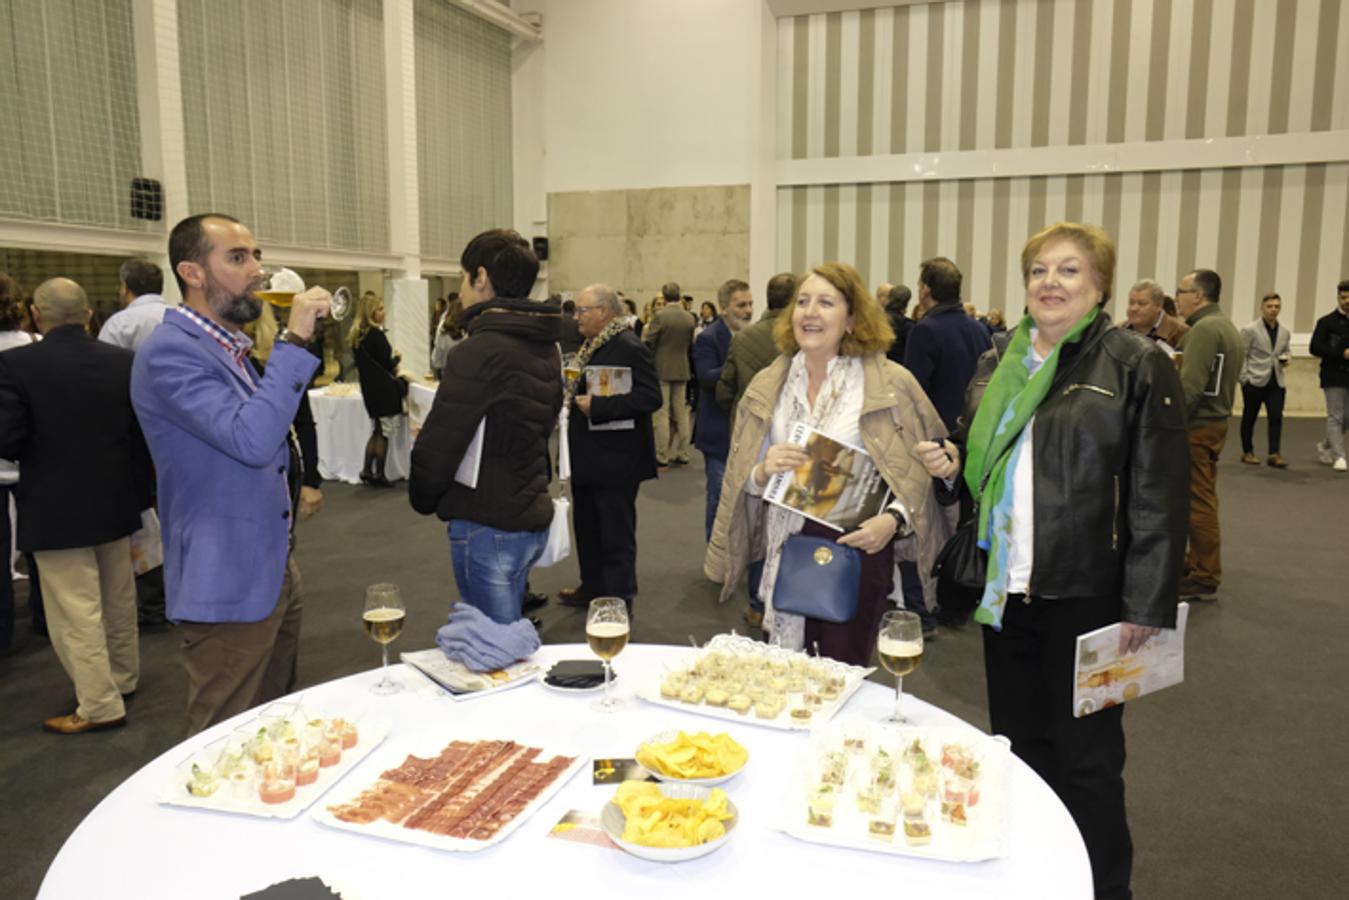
[964,307,1099,626]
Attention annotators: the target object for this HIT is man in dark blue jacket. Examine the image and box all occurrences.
[903,257,991,431]
[692,279,754,540]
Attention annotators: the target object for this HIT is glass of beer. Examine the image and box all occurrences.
[586,597,629,712]
[254,266,352,320]
[877,610,923,723]
[363,583,406,695]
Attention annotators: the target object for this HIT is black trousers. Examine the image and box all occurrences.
[983,594,1132,900]
[1240,380,1285,454]
[572,481,640,603]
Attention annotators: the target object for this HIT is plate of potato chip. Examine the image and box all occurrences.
[601,781,739,862]
[635,730,749,786]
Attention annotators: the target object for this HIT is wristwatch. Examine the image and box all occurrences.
[277,328,309,348]
[884,507,912,538]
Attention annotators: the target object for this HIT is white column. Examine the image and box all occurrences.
[383,0,428,376]
[748,0,779,316]
[133,0,190,303]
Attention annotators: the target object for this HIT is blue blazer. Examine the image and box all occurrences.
[131,311,319,623]
[691,317,732,460]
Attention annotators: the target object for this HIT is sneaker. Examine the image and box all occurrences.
[1240,452,1260,465]
[1266,454,1289,469]
[1316,441,1335,465]
[1336,458,1348,473]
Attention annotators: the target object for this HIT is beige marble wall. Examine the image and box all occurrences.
[548,184,750,311]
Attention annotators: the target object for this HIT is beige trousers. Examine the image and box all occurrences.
[34,538,139,723]
[178,555,304,736]
[653,380,691,464]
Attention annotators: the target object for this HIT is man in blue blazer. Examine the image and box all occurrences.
[691,278,753,540]
[131,213,330,734]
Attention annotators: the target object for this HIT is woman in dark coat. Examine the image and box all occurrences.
[350,291,406,485]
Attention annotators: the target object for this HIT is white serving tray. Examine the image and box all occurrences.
[778,722,1011,863]
[311,732,588,852]
[158,716,390,821]
[635,633,873,732]
[400,648,542,701]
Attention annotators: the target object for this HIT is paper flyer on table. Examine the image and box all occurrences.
[763,422,892,532]
[1072,602,1189,718]
[583,365,634,431]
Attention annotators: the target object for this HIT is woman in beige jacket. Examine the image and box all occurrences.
[704,262,954,665]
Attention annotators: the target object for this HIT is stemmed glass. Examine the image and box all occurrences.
[254,266,351,320]
[586,597,630,712]
[363,583,405,695]
[876,610,924,723]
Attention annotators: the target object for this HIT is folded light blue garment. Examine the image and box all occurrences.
[435,602,540,672]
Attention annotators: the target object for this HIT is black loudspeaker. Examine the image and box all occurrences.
[131,178,163,221]
[532,236,549,261]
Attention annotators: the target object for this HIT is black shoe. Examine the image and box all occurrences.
[934,607,969,629]
[557,587,592,608]
[671,458,690,467]
[522,591,549,614]
[527,616,543,631]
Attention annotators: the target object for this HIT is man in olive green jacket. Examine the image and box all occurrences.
[715,272,796,423]
[1175,268,1244,598]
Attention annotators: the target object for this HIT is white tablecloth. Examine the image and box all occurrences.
[39,644,1091,899]
[307,388,412,484]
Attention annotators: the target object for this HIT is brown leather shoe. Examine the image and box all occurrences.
[43,712,127,735]
[743,606,764,628]
[1240,452,1260,465]
[556,587,593,608]
[1267,454,1289,469]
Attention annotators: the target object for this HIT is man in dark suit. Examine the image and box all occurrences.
[692,279,754,541]
[903,257,992,431]
[0,277,152,734]
[558,283,662,611]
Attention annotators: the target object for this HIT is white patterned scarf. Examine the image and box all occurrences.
[760,352,861,650]
[563,316,631,409]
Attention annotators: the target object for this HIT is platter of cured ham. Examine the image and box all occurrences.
[312,735,587,851]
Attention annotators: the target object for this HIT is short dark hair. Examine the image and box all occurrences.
[169,213,240,295]
[920,257,962,304]
[0,272,24,330]
[460,228,538,299]
[661,282,682,303]
[1337,279,1349,293]
[889,283,912,312]
[119,258,163,297]
[765,272,796,310]
[562,299,576,314]
[1191,268,1222,303]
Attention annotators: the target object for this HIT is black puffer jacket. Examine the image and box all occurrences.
[409,297,563,532]
[956,315,1188,627]
[1309,308,1349,388]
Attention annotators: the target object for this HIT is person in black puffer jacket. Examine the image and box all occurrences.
[408,230,562,624]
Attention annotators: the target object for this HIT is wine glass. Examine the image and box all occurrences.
[586,597,630,712]
[363,583,406,695]
[876,610,923,723]
[254,266,351,320]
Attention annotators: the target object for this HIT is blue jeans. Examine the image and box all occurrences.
[448,520,548,625]
[704,455,726,542]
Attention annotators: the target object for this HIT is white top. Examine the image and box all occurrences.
[1003,340,1046,595]
[97,293,167,351]
[0,329,38,483]
[37,643,1091,900]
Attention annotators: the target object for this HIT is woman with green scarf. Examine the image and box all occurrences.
[917,223,1188,900]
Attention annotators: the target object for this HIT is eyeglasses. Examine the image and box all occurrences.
[1175,288,1196,296]
[574,305,600,314]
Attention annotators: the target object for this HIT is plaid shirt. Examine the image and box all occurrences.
[173,306,257,389]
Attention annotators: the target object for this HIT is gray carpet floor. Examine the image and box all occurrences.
[2,416,1345,899]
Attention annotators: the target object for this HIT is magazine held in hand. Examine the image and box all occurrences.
[763,423,892,531]
[583,365,635,431]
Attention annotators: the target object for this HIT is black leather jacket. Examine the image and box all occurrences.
[955,315,1188,627]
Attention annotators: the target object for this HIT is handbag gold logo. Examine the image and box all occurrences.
[813,546,833,565]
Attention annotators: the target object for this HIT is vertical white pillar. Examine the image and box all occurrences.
[383,0,429,376]
[748,0,779,316]
[132,0,190,303]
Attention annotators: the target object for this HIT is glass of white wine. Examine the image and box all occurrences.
[363,583,406,695]
[877,610,923,723]
[254,266,351,320]
[586,597,629,712]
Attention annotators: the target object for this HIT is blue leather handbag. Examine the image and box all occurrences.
[771,533,861,623]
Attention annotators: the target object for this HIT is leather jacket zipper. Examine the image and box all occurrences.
[1112,475,1120,551]
[1064,383,1117,398]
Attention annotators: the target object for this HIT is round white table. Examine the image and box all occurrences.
[39,644,1092,899]
[307,388,413,484]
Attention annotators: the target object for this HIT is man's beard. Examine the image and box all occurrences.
[207,277,262,326]
[728,313,751,333]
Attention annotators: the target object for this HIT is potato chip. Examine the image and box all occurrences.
[612,781,734,848]
[635,731,748,779]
